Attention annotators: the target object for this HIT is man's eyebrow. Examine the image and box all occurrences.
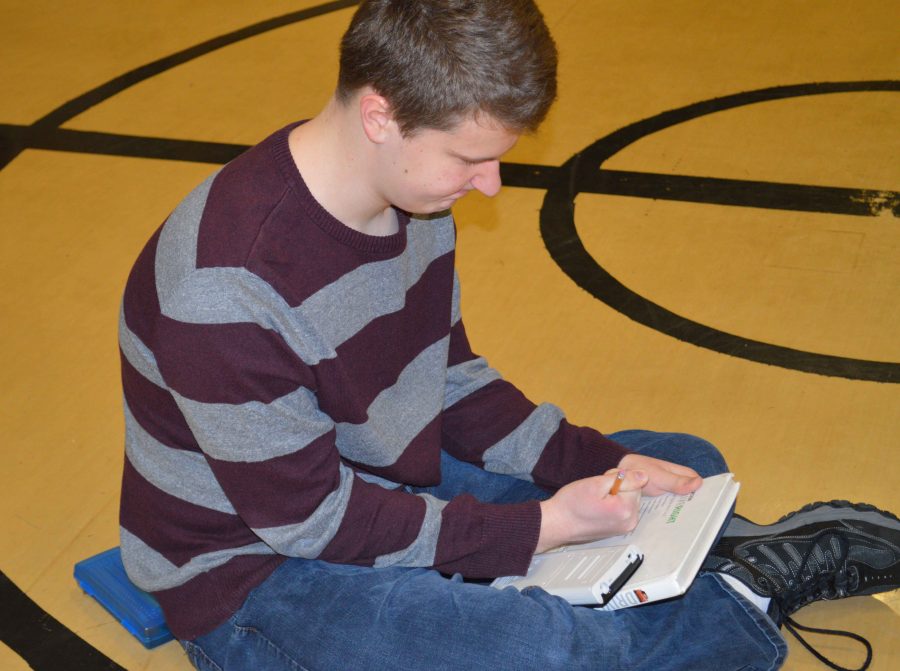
[448,150,500,163]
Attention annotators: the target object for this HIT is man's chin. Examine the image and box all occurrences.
[402,201,456,217]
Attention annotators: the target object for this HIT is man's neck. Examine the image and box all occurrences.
[288,97,398,237]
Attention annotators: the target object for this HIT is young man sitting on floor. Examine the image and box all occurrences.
[118,2,899,669]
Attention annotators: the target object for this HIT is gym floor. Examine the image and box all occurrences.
[1,1,897,669]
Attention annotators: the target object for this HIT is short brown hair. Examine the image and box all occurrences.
[337,0,558,135]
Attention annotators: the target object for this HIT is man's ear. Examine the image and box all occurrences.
[359,91,396,144]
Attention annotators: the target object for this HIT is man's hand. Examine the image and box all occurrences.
[536,469,647,554]
[535,455,703,554]
[618,453,702,497]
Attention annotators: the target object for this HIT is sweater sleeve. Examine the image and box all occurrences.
[441,276,631,491]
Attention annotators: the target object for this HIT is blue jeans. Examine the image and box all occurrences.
[182,431,787,670]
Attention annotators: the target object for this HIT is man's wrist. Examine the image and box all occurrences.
[536,499,560,554]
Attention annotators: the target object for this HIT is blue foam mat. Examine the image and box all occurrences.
[74,547,174,648]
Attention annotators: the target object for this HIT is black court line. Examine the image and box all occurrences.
[31,0,361,131]
[539,80,900,383]
[2,125,896,221]
[503,163,899,218]
[0,571,126,670]
[1,0,360,170]
[0,124,248,166]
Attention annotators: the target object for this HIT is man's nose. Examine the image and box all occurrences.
[470,160,502,197]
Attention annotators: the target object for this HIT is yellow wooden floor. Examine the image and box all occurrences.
[1,1,897,669]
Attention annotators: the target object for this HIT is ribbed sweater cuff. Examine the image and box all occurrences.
[581,433,632,478]
[534,424,632,490]
[475,500,542,579]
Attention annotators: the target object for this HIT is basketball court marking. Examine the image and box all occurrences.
[536,81,899,383]
[4,80,896,381]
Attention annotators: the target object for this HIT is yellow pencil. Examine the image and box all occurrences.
[609,470,626,496]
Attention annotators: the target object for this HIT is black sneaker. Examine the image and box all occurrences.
[704,500,900,671]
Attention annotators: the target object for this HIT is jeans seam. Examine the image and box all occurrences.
[182,639,224,671]
[233,623,311,671]
[712,574,787,671]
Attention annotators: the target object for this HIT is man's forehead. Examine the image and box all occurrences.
[435,117,521,155]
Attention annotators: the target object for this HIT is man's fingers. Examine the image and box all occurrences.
[618,454,703,495]
[648,469,702,496]
[603,469,647,496]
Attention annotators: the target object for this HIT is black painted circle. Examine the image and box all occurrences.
[539,81,899,383]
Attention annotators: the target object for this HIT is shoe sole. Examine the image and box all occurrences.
[726,500,900,537]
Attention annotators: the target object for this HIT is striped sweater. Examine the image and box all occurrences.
[118,122,629,639]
